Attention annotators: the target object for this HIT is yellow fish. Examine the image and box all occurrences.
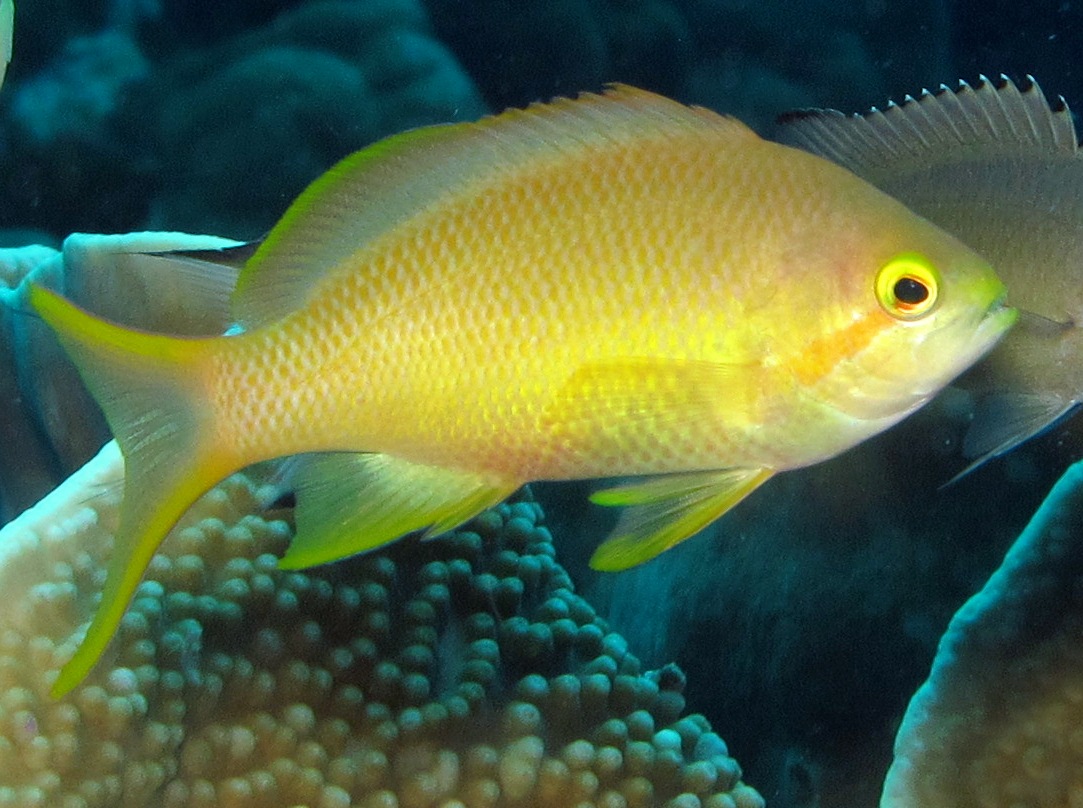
[31,85,1014,697]
[777,75,1083,476]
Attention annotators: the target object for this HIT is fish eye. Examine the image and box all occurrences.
[875,254,940,320]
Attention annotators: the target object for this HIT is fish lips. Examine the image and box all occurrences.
[973,294,1018,355]
[951,292,1018,379]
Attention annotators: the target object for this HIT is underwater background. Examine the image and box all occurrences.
[2,1,1083,806]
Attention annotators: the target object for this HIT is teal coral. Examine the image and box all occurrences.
[0,442,763,807]
[0,0,485,238]
[882,457,1083,806]
[9,30,146,145]
[140,0,486,237]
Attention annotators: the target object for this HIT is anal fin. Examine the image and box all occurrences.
[589,467,773,571]
[946,392,1080,483]
[279,453,518,569]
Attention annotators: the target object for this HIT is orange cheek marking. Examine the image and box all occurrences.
[791,309,888,386]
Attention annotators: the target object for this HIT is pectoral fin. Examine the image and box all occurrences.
[279,453,518,569]
[545,358,754,461]
[948,392,1080,482]
[589,467,773,571]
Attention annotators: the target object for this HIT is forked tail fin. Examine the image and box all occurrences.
[29,284,235,697]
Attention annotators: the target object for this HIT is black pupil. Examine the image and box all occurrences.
[894,276,928,305]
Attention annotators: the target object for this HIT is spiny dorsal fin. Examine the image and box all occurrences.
[234,84,753,329]
[776,74,1078,179]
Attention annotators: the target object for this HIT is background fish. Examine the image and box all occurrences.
[777,75,1083,475]
[30,85,1013,696]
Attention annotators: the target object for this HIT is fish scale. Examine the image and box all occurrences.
[30,85,1014,697]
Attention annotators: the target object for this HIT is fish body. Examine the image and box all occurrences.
[31,86,1013,696]
[777,75,1083,471]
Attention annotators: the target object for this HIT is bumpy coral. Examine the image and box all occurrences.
[0,442,763,807]
[882,457,1083,807]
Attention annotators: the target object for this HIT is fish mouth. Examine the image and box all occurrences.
[970,289,1017,355]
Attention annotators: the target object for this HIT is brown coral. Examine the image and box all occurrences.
[0,442,762,807]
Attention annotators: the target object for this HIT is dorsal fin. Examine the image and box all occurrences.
[776,74,1079,179]
[233,84,753,328]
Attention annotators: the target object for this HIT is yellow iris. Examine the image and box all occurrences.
[876,253,940,320]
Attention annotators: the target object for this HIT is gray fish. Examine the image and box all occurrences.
[777,75,1083,475]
